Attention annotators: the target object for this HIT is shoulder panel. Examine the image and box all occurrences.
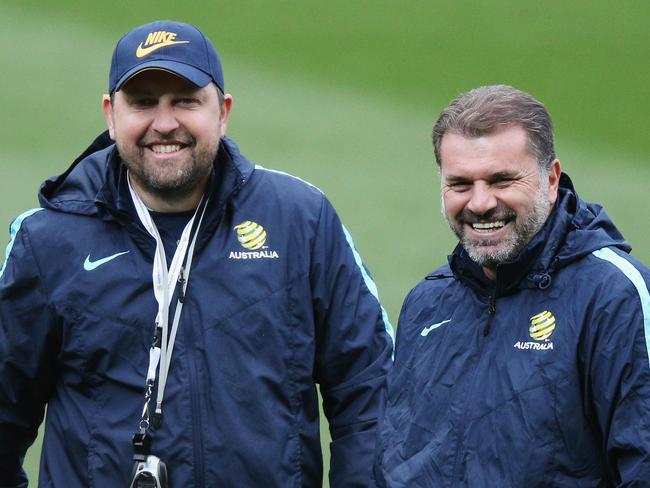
[592,247,650,367]
[1,208,43,278]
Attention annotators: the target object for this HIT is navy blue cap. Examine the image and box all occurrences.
[109,20,224,94]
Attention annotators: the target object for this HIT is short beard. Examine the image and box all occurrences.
[118,133,219,206]
[442,172,552,270]
[129,150,210,197]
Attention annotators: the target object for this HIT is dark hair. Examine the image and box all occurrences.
[432,85,555,169]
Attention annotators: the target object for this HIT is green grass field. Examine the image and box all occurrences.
[1,1,648,484]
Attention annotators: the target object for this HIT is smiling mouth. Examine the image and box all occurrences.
[149,144,184,154]
[470,220,510,233]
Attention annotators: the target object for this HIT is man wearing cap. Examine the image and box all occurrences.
[0,20,394,487]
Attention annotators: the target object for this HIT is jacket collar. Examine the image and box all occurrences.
[39,131,255,252]
[41,131,253,214]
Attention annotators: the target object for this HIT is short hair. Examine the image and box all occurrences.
[432,85,555,169]
[215,86,226,107]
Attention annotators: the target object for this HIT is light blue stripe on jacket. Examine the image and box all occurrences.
[593,247,650,368]
[255,164,395,351]
[1,208,43,279]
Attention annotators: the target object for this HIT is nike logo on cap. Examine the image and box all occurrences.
[84,251,130,271]
[136,40,190,58]
[135,31,190,58]
[421,319,451,337]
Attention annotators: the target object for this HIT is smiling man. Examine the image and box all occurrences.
[440,123,558,279]
[104,69,228,212]
[373,85,650,486]
[0,20,394,487]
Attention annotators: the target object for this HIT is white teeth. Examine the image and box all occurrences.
[151,144,181,154]
[472,220,506,231]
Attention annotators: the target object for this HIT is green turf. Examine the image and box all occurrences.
[2,1,649,485]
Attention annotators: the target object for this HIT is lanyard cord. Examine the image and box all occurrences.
[128,177,209,431]
[155,198,208,418]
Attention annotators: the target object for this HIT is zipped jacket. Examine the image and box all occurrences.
[0,132,394,487]
[373,174,650,487]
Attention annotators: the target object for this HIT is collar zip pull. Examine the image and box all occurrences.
[531,273,552,289]
[483,295,497,336]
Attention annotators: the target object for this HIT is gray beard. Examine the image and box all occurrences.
[442,176,552,270]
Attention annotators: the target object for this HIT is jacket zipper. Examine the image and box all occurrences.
[482,295,497,336]
[183,308,206,487]
[449,294,497,486]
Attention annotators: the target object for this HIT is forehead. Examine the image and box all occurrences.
[440,125,537,177]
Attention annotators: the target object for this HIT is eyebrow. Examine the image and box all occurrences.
[487,170,519,181]
[444,170,521,185]
[444,175,472,185]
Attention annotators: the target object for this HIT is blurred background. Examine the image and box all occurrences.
[1,0,648,484]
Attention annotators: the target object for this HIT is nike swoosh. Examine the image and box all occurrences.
[421,319,452,337]
[136,40,190,58]
[84,251,130,271]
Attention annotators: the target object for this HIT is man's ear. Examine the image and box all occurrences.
[102,94,116,140]
[218,94,233,139]
[547,159,562,206]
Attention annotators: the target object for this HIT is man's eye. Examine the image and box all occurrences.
[448,182,471,191]
[177,98,200,106]
[492,178,513,188]
[131,98,156,108]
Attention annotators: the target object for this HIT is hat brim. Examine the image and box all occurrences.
[112,60,213,93]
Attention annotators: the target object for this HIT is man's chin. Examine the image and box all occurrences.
[463,239,502,254]
[463,241,513,266]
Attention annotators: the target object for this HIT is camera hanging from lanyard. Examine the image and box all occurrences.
[131,431,168,488]
[131,326,168,488]
[128,179,209,488]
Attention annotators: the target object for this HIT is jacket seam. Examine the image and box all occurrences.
[205,271,309,332]
[19,221,55,308]
[285,278,303,488]
[465,371,573,423]
[309,193,326,259]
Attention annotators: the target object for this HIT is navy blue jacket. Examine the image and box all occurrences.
[373,175,650,487]
[0,132,394,487]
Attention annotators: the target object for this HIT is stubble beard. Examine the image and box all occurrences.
[443,176,552,270]
[118,132,219,203]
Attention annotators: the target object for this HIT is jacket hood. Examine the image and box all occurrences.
[38,131,255,221]
[448,173,630,295]
[554,174,629,262]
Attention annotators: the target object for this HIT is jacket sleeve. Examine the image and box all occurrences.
[310,196,394,488]
[0,218,59,487]
[583,250,650,485]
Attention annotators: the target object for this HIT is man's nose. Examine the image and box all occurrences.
[151,105,180,134]
[466,181,497,216]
